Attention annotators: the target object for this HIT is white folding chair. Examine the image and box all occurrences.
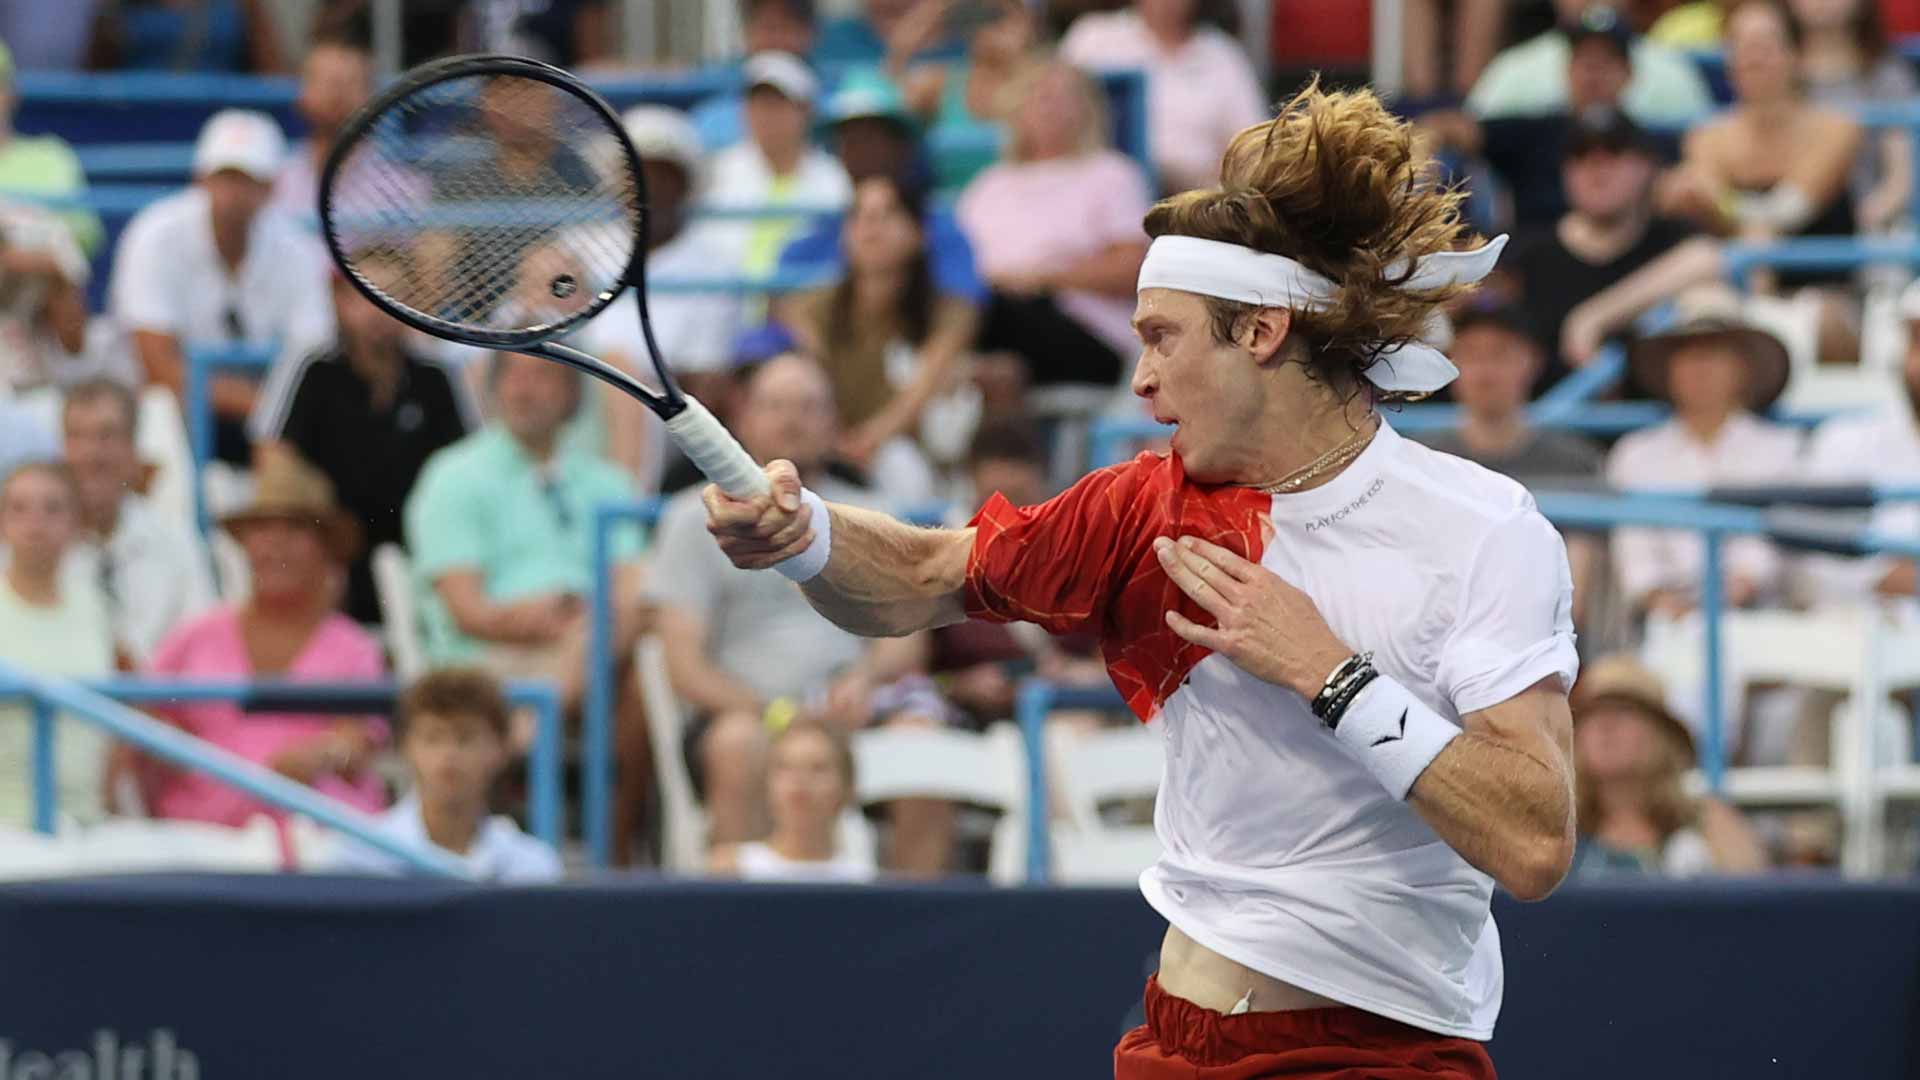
[635,636,708,873]
[850,723,1028,884]
[134,386,198,538]
[1046,723,1164,885]
[209,528,250,602]
[371,543,426,680]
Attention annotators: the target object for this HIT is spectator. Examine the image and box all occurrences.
[0,44,102,254]
[901,0,1039,190]
[774,70,986,305]
[957,60,1151,390]
[707,52,853,279]
[1660,0,1864,364]
[110,109,334,468]
[708,719,877,882]
[778,173,978,503]
[0,199,129,394]
[1418,12,1683,233]
[1468,2,1714,125]
[270,34,373,220]
[1060,0,1268,194]
[329,668,563,882]
[1798,276,1920,607]
[250,246,479,628]
[1792,0,1916,231]
[650,354,949,871]
[576,107,742,489]
[1497,107,1699,388]
[141,452,387,826]
[1400,0,1506,101]
[689,0,822,151]
[61,378,215,664]
[1414,304,1605,628]
[0,2,102,72]
[1606,290,1799,620]
[0,462,113,828]
[1569,654,1768,877]
[406,351,644,691]
[87,0,289,74]
[1659,2,1862,266]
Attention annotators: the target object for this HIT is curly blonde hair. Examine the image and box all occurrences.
[1143,80,1479,401]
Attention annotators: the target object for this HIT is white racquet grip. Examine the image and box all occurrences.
[773,488,832,583]
[1331,676,1460,800]
[665,395,769,498]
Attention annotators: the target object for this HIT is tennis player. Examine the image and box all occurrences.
[705,84,1577,1078]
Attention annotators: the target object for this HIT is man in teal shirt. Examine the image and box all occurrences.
[0,41,101,255]
[405,352,646,707]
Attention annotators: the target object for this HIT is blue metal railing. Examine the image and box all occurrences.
[0,665,562,876]
[183,342,278,533]
[584,498,664,867]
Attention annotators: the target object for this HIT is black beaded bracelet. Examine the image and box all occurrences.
[1318,665,1380,731]
[1310,651,1373,722]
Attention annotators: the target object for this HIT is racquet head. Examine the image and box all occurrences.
[319,54,648,354]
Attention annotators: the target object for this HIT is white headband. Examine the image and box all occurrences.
[1135,233,1510,393]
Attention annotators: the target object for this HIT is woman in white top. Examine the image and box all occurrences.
[0,461,113,827]
[1569,654,1768,878]
[709,719,875,884]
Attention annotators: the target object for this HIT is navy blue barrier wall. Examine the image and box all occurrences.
[0,876,1913,1079]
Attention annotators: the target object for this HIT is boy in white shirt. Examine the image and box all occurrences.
[330,668,561,882]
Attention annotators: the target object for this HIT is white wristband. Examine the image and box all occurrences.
[774,488,831,583]
[1330,676,1459,800]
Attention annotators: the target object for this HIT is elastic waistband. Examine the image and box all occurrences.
[1141,975,1466,1069]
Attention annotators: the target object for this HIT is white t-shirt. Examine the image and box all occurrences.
[108,186,335,365]
[703,142,851,277]
[963,422,1579,1039]
[735,840,876,883]
[1799,403,1920,616]
[578,224,744,375]
[0,575,114,828]
[62,494,217,665]
[326,793,564,883]
[1605,414,1803,608]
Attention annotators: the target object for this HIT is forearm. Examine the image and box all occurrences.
[1569,237,1723,341]
[798,502,969,638]
[1408,730,1575,901]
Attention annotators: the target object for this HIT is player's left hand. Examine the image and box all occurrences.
[1154,535,1352,700]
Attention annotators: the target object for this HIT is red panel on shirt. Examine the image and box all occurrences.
[964,452,1274,722]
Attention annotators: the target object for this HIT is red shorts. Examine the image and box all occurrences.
[1114,977,1498,1079]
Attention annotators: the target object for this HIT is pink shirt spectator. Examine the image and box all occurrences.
[145,606,388,826]
[1060,10,1269,192]
[956,150,1151,355]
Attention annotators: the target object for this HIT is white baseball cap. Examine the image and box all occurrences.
[743,51,818,106]
[192,109,287,182]
[622,105,706,190]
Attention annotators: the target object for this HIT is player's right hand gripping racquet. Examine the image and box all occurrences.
[318,53,769,498]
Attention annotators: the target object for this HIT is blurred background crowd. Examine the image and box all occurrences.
[1,0,1919,886]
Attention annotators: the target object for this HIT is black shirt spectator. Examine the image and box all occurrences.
[254,345,476,625]
[1503,216,1694,391]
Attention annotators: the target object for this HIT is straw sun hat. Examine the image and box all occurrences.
[218,452,361,563]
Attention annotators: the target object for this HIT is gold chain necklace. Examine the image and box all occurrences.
[1250,418,1379,495]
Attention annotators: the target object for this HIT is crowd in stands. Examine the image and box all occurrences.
[0,0,1918,884]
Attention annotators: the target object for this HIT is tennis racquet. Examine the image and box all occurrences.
[317,53,769,497]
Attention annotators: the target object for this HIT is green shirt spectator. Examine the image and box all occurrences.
[0,41,101,253]
[404,362,643,666]
[1466,8,1715,126]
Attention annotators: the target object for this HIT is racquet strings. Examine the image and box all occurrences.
[327,72,641,339]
